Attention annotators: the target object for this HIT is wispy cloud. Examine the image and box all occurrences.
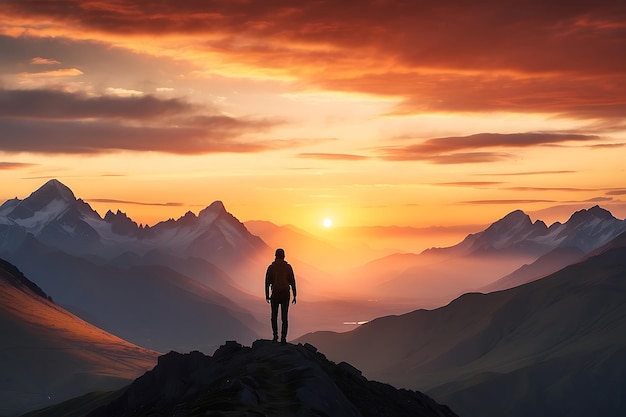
[21,68,84,77]
[588,143,626,149]
[506,186,602,192]
[0,88,284,154]
[297,152,369,161]
[30,57,60,65]
[475,170,577,176]
[87,198,184,207]
[459,199,557,205]
[0,88,192,120]
[0,161,36,170]
[606,190,626,196]
[434,182,504,187]
[377,132,599,163]
[583,197,614,202]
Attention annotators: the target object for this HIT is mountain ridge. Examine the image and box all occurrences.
[27,340,459,417]
[0,179,268,264]
[344,204,626,303]
[0,257,158,416]
[297,231,626,417]
[0,179,269,353]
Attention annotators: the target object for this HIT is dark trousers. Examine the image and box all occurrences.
[270,297,290,340]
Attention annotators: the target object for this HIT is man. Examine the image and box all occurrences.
[265,248,297,343]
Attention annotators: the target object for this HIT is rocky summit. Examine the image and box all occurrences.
[86,340,458,417]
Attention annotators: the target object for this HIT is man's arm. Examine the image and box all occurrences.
[265,266,272,302]
[289,265,297,303]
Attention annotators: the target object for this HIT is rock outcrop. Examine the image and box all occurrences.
[87,340,458,417]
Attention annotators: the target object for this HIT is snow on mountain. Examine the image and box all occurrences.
[0,180,267,264]
[297,232,626,417]
[433,205,626,259]
[0,179,76,233]
[0,197,21,218]
[468,210,549,252]
[548,205,626,252]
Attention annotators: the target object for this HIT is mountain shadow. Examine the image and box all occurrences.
[24,340,459,417]
[5,234,261,353]
[0,258,158,416]
[297,232,626,417]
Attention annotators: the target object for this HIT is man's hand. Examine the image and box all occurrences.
[292,297,297,305]
[266,298,271,304]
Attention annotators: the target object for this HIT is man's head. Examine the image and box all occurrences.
[275,248,285,259]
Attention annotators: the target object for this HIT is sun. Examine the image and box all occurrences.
[323,218,333,228]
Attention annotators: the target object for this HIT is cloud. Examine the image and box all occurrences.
[459,199,557,205]
[1,1,624,121]
[435,182,504,187]
[0,88,284,154]
[589,143,626,149]
[87,198,184,207]
[506,186,602,192]
[475,170,577,176]
[297,152,369,161]
[0,118,279,154]
[0,88,193,120]
[106,87,144,97]
[377,132,599,163]
[22,68,83,77]
[30,57,60,65]
[0,161,36,170]
[422,152,512,164]
[606,190,626,196]
[584,197,614,202]
[331,72,626,120]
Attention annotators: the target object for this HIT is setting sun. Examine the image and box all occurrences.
[323,218,333,228]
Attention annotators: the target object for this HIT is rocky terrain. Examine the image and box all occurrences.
[26,340,458,417]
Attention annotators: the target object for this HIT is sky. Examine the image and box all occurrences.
[1,0,625,247]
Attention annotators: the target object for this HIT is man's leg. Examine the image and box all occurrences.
[280,299,290,343]
[270,300,279,342]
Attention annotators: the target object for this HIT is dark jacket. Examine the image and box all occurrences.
[265,259,296,301]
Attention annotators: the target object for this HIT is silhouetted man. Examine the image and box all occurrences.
[265,248,297,343]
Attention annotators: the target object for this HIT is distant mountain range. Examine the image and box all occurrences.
[0,179,267,266]
[335,205,626,304]
[0,180,266,353]
[23,340,459,417]
[0,258,157,416]
[297,231,626,417]
[4,179,626,416]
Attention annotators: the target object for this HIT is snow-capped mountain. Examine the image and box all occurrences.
[0,179,268,266]
[345,205,626,304]
[0,180,267,354]
[297,230,626,417]
[0,179,102,254]
[432,205,626,258]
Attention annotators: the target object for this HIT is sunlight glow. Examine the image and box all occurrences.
[323,218,333,228]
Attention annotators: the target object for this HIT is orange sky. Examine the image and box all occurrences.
[1,0,625,246]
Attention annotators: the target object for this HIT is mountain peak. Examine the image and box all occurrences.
[86,340,458,417]
[208,200,226,212]
[568,205,615,223]
[104,209,140,236]
[35,179,77,203]
[483,209,533,235]
[197,200,227,220]
[4,179,77,222]
[500,209,531,224]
